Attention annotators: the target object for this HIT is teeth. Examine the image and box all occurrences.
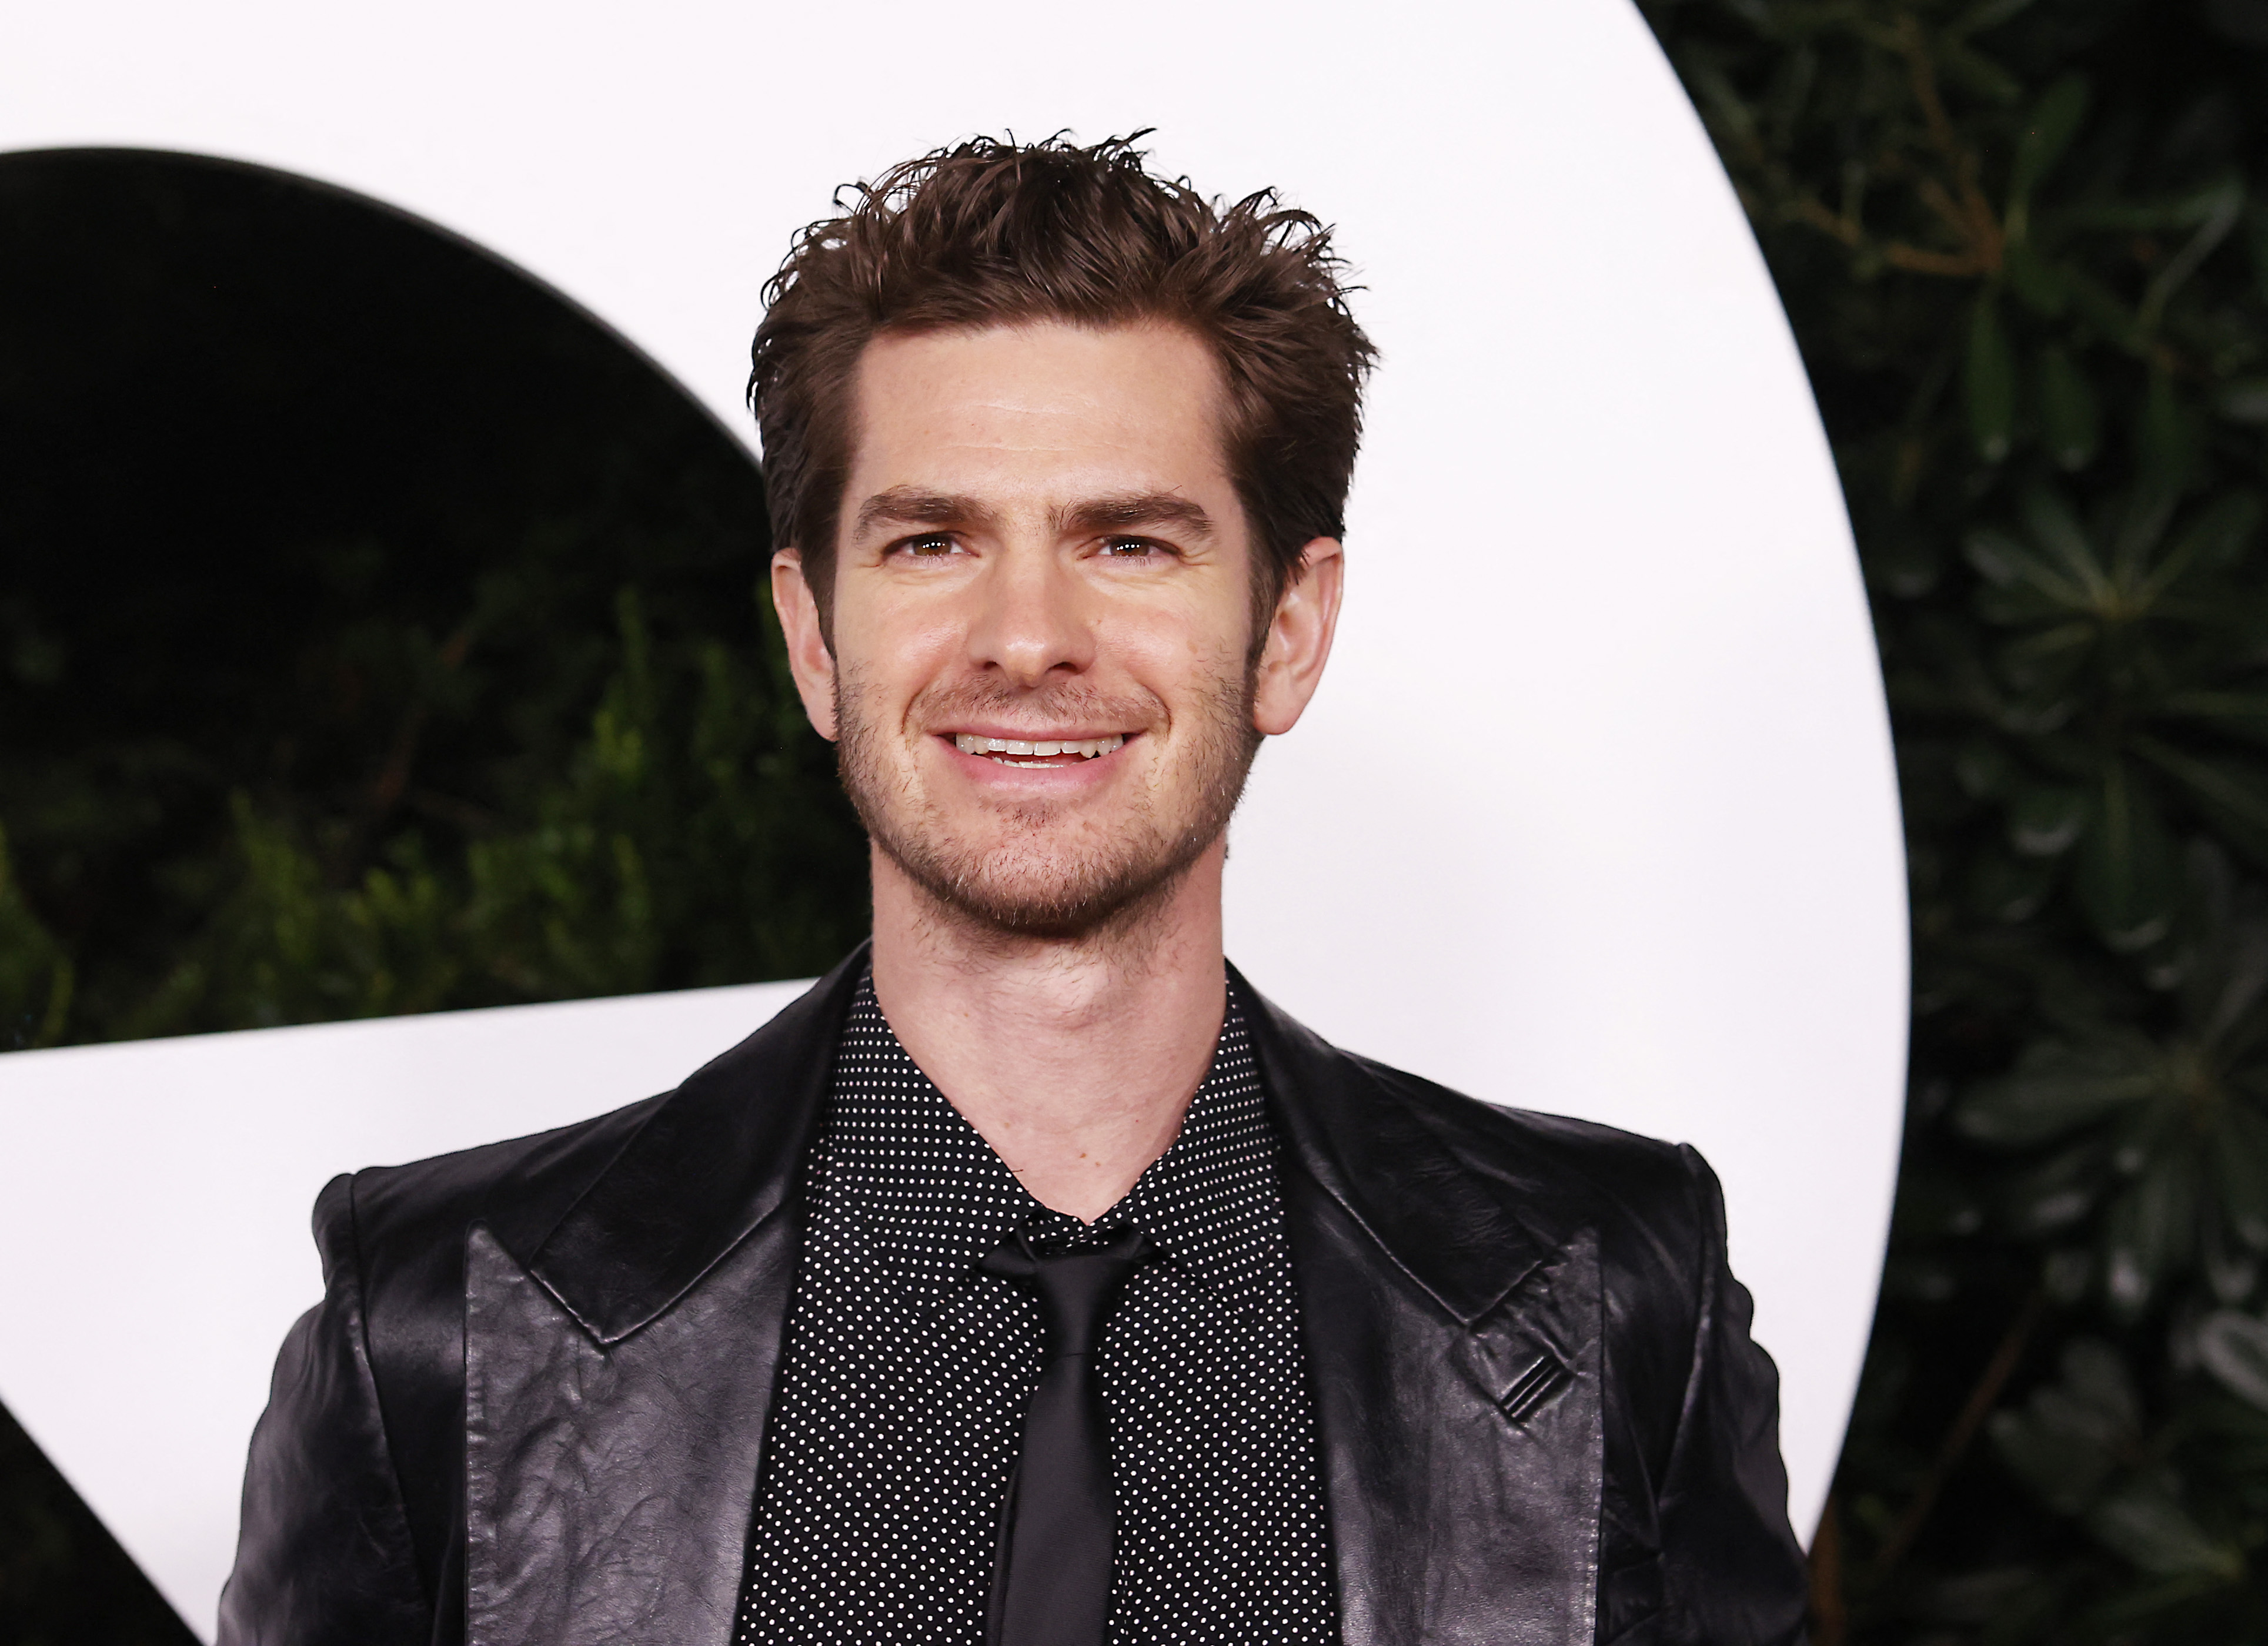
[953,733,1126,759]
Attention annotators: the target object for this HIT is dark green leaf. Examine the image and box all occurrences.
[1956,1036,2161,1146]
[2076,762,2181,952]
[2102,490,2176,597]
[2135,369,2200,499]
[2003,1138,2112,1236]
[2019,483,2109,597]
[2036,345,2100,470]
[2196,1310,2268,1411]
[2045,1245,2095,1302]
[1996,623,2093,694]
[2085,1483,2243,1578]
[2212,1102,2268,1249]
[2003,242,2069,315]
[1940,38,2023,106]
[1968,297,2018,463]
[1951,0,2038,36]
[2059,263,2148,353]
[2138,176,2244,334]
[2132,737,2268,874]
[2009,76,2091,203]
[1963,844,2059,924]
[0,825,74,1051]
[2164,490,2262,578]
[2008,783,2091,857]
[1869,533,1944,598]
[1963,522,2092,611]
[1955,734,2013,799]
[1990,1339,2137,1511]
[1989,1404,2115,1513]
[1964,527,2035,589]
[2062,1337,2143,1431]
[1908,1566,2050,1627]
[2103,1149,2200,1319]
[2215,377,2268,424]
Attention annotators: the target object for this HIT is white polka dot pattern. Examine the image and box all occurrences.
[734,974,1338,1646]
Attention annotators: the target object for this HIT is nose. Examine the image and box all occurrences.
[965,542,1094,688]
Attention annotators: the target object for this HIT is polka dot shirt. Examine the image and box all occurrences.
[734,972,1338,1646]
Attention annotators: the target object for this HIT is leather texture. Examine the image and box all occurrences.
[218,947,1810,1646]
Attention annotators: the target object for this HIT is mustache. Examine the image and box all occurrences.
[904,675,1163,734]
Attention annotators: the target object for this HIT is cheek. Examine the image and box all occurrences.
[835,587,966,692]
[1104,602,1248,699]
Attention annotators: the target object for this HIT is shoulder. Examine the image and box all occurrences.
[1354,1049,1725,1257]
[319,950,867,1384]
[1351,1052,1705,1233]
[321,951,870,1304]
[1236,971,1731,1406]
[296,1087,672,1454]
[320,1089,664,1317]
[1267,1029,1732,1455]
[1337,1050,1725,1353]
[1237,967,1721,1274]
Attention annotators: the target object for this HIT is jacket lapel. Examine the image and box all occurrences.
[460,948,869,1646]
[458,948,1601,1646]
[1241,973,1605,1646]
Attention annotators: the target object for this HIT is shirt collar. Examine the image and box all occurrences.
[819,972,1283,1303]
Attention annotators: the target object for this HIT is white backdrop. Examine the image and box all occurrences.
[0,0,1909,1637]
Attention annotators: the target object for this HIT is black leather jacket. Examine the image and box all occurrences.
[219,949,1809,1646]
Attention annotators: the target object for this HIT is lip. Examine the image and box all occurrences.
[934,729,1137,781]
[936,726,1137,742]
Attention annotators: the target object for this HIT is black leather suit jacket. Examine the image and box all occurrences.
[218,949,1810,1645]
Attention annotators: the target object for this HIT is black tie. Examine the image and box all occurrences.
[980,1223,1157,1646]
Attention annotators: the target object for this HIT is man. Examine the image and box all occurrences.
[221,135,1809,1646]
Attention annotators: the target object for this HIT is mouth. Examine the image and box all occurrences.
[948,732,1128,769]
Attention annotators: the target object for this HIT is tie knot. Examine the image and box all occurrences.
[983,1225,1156,1359]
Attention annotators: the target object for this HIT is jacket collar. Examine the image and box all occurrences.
[524,943,870,1344]
[1231,963,1568,1328]
[523,945,1568,1345]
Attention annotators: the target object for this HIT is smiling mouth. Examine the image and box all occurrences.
[951,732,1127,768]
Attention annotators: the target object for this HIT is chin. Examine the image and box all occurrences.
[889,829,1204,939]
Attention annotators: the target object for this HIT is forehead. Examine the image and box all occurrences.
[844,321,1231,501]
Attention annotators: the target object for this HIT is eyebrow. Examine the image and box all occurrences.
[1057,493,1215,541]
[850,486,1215,543]
[853,488,998,539]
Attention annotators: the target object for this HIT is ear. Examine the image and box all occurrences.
[1252,537,1344,737]
[771,547,840,741]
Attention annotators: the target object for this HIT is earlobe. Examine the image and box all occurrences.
[771,548,841,742]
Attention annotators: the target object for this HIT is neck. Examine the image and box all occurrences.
[867,838,1229,1222]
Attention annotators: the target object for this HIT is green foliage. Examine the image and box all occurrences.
[0,828,71,1049]
[1,558,865,1055]
[84,587,862,1041]
[1645,0,2268,1637]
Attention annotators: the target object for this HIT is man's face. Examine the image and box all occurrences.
[773,320,1334,937]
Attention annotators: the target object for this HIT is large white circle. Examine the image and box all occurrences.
[0,1,1906,1635]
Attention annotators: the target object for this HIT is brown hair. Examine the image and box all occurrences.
[747,133,1375,638]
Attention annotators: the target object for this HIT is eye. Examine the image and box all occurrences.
[1097,536,1172,563]
[888,532,964,561]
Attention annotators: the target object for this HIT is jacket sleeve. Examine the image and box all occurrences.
[1655,1145,1811,1646]
[218,1173,432,1646]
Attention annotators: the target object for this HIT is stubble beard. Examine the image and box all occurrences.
[834,663,1263,942]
